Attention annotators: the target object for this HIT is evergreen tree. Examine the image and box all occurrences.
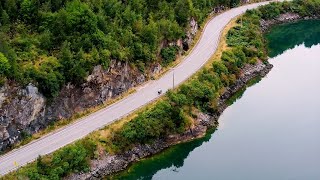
[0,10,9,25]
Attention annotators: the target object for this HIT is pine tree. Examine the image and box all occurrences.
[1,10,9,25]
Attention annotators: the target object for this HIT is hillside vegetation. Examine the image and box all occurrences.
[0,0,242,97]
[100,0,320,152]
[5,0,320,179]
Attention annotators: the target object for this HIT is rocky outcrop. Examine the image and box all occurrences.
[183,17,199,50]
[260,13,320,32]
[0,0,270,155]
[46,61,147,121]
[67,60,273,180]
[0,60,157,152]
[213,5,226,14]
[0,17,202,152]
[0,83,46,150]
[161,17,199,54]
[218,61,272,112]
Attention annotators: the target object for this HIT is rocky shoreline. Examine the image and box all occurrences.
[67,61,273,180]
[69,12,320,180]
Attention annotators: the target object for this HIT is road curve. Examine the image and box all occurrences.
[0,1,272,176]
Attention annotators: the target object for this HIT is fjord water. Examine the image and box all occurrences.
[111,20,320,180]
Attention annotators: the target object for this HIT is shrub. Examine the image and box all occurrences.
[23,140,96,179]
[160,46,178,66]
[0,52,10,76]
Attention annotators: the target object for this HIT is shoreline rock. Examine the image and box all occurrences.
[78,13,320,179]
[67,61,273,180]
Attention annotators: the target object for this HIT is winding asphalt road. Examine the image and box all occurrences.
[0,1,272,176]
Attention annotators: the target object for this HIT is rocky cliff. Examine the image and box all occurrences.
[0,60,148,152]
[0,18,199,152]
[0,83,46,150]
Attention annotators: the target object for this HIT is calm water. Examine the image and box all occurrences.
[110,20,320,180]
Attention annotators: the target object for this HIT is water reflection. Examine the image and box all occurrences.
[109,129,215,180]
[109,77,263,180]
[109,20,320,180]
[265,20,320,57]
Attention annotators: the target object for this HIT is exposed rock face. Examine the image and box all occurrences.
[0,83,46,151]
[0,15,203,152]
[218,61,272,112]
[46,61,146,120]
[0,1,273,154]
[160,18,199,56]
[183,17,199,50]
[67,61,273,180]
[0,60,157,152]
[213,5,226,14]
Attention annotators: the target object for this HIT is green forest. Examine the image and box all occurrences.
[4,0,320,179]
[0,0,242,97]
[110,0,320,152]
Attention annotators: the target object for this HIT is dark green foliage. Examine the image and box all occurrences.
[175,0,194,26]
[0,52,10,76]
[212,61,229,75]
[259,2,282,19]
[112,101,188,151]
[0,10,9,25]
[221,48,245,74]
[20,0,40,24]
[244,0,320,20]
[11,1,320,178]
[0,0,242,97]
[161,46,179,66]
[24,140,96,179]
[266,19,320,57]
[4,0,18,20]
[111,0,301,152]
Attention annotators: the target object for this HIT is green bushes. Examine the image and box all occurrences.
[0,0,240,97]
[112,0,288,152]
[266,18,320,57]
[244,0,320,20]
[110,1,280,152]
[112,100,189,151]
[259,2,282,19]
[161,46,179,66]
[0,52,10,85]
[8,1,320,179]
[19,140,96,179]
[0,52,10,76]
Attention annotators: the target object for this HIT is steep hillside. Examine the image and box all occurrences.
[0,0,243,151]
